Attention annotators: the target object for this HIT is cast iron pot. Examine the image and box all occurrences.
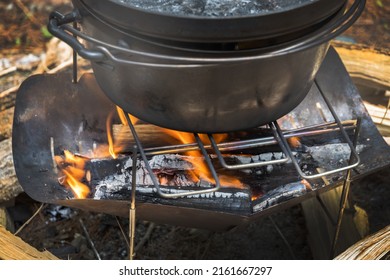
[48,0,365,133]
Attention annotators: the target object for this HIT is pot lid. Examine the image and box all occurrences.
[76,0,347,42]
[110,0,321,18]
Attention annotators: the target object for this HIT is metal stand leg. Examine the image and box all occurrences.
[72,22,78,84]
[129,145,137,260]
[330,118,362,259]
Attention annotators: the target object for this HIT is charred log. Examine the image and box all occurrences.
[76,139,366,214]
[87,155,252,214]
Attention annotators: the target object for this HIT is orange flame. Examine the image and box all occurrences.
[106,111,118,159]
[162,129,243,188]
[55,150,90,199]
[56,106,244,198]
[103,108,138,159]
[55,108,133,198]
[116,106,139,126]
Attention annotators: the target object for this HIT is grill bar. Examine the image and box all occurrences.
[122,85,361,198]
[141,120,357,156]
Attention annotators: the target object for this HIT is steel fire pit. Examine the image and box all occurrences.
[12,48,390,230]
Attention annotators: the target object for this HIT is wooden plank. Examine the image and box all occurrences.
[363,101,390,127]
[0,225,59,260]
[301,185,363,259]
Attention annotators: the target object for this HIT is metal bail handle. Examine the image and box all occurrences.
[48,10,106,62]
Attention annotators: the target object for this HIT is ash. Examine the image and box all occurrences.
[112,0,316,17]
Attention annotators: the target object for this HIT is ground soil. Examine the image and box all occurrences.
[1,0,389,260]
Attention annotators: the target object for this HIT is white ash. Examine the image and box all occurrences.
[122,154,195,171]
[229,152,291,163]
[112,0,316,17]
[149,154,195,170]
[227,152,294,174]
[307,144,365,167]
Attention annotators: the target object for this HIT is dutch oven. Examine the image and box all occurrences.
[48,0,365,133]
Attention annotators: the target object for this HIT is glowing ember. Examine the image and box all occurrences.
[251,191,264,201]
[288,136,301,148]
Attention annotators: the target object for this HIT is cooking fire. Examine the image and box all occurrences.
[10,0,390,235]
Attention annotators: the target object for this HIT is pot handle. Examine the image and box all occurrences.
[48,10,106,62]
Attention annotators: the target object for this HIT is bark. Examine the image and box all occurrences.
[0,107,13,141]
[0,138,23,203]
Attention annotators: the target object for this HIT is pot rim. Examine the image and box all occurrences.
[75,0,348,43]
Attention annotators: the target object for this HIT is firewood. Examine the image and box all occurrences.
[363,101,390,127]
[332,41,390,88]
[113,123,178,149]
[335,225,390,260]
[0,225,59,260]
[112,123,280,154]
[0,138,23,203]
[0,66,17,78]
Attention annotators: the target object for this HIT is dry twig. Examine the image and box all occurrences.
[115,216,130,249]
[0,58,74,100]
[14,203,46,236]
[0,66,17,78]
[13,0,42,26]
[79,218,101,260]
[135,222,155,252]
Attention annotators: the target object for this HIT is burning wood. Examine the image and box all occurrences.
[53,108,366,211]
[90,153,248,193]
[88,154,252,213]
[253,180,312,212]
